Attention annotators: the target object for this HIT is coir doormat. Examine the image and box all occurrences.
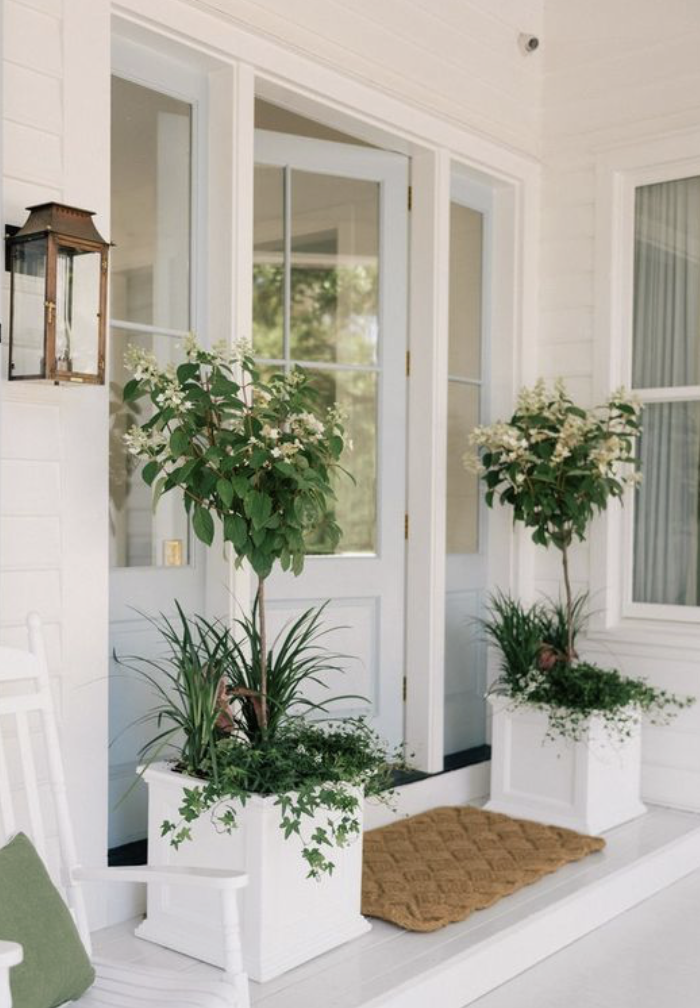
[361,805,605,932]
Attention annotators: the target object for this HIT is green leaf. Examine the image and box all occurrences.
[245,490,273,530]
[223,513,247,548]
[217,478,234,509]
[142,460,159,486]
[152,477,167,512]
[193,506,214,546]
[232,476,250,499]
[170,428,189,456]
[177,362,199,383]
[123,378,143,403]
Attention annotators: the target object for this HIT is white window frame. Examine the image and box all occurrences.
[593,131,700,638]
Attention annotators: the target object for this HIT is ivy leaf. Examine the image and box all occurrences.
[193,506,214,546]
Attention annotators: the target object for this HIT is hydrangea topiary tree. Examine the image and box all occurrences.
[122,335,348,732]
[464,379,642,661]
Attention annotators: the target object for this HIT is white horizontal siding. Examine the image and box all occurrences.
[3,61,63,134]
[190,0,544,156]
[3,1,63,78]
[1,0,111,931]
[3,120,62,187]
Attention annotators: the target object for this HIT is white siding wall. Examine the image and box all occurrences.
[1,0,111,927]
[186,0,544,158]
[539,0,700,810]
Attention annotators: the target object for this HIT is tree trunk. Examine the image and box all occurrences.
[257,575,268,730]
[560,538,574,664]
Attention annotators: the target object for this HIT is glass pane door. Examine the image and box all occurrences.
[253,128,408,749]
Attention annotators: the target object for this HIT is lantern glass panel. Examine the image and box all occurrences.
[55,246,102,376]
[10,238,47,378]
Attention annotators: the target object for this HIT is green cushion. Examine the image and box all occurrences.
[0,833,95,1008]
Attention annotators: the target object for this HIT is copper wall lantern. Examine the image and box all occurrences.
[7,202,109,384]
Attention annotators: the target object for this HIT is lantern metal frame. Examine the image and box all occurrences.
[7,202,109,384]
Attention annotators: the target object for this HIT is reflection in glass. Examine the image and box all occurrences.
[305,369,377,555]
[448,204,482,380]
[290,171,379,366]
[633,401,700,606]
[55,248,101,376]
[633,176,700,389]
[111,77,192,331]
[253,162,381,556]
[109,329,191,568]
[9,239,46,377]
[446,383,480,554]
[253,166,285,359]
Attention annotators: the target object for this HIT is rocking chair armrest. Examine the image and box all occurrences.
[0,942,21,1008]
[72,865,248,891]
[0,942,22,968]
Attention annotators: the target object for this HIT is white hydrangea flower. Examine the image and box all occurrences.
[124,345,159,383]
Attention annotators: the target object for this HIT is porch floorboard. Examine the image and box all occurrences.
[92,804,700,1008]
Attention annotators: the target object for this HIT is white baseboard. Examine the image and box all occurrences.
[364,761,490,830]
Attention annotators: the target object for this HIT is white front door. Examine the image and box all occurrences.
[253,131,408,748]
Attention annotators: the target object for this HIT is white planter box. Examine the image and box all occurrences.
[485,698,648,835]
[136,762,371,982]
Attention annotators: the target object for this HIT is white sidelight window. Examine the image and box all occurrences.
[631,176,700,611]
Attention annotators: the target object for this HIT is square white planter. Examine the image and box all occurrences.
[135,762,371,982]
[485,698,648,835]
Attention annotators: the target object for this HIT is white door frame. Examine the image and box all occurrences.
[113,6,539,773]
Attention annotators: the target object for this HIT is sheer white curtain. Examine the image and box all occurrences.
[633,177,700,605]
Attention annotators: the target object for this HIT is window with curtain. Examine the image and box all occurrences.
[632,175,700,607]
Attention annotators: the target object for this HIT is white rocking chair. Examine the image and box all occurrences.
[0,614,249,1008]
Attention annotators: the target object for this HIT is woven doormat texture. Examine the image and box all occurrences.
[361,805,605,932]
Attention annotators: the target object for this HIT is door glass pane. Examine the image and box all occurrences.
[253,166,285,359]
[253,162,381,556]
[449,204,482,379]
[633,400,700,605]
[446,383,480,554]
[111,77,192,330]
[444,198,487,758]
[633,176,700,389]
[109,328,191,569]
[290,171,379,366]
[306,369,377,555]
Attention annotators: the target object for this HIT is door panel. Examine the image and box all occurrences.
[254,131,408,748]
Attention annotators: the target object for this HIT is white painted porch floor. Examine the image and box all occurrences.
[92,805,700,1008]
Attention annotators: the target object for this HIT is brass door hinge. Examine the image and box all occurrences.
[404,513,409,539]
[407,185,413,211]
[405,350,411,377]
